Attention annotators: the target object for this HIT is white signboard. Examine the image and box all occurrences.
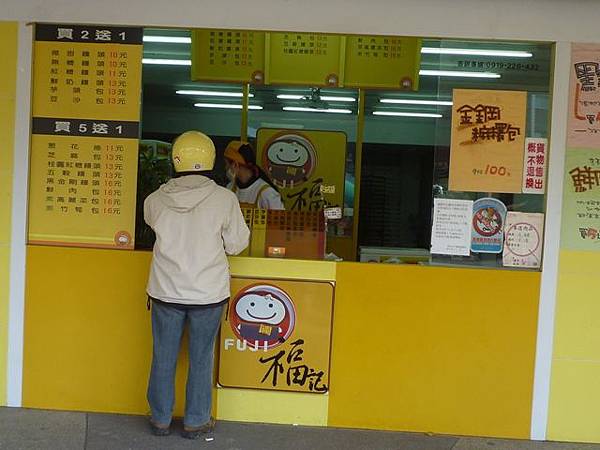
[503,212,545,268]
[431,198,473,256]
[522,138,548,194]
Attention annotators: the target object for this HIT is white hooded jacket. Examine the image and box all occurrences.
[144,175,250,306]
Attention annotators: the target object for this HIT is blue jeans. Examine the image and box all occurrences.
[147,299,224,428]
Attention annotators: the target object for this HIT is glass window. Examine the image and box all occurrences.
[136,28,553,270]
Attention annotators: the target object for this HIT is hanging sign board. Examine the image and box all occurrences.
[265,32,343,87]
[561,148,600,250]
[522,138,548,194]
[430,198,473,256]
[502,212,544,268]
[344,35,421,90]
[567,43,600,149]
[191,29,266,84]
[219,278,334,393]
[257,128,346,212]
[471,197,507,254]
[449,89,527,193]
[28,24,142,249]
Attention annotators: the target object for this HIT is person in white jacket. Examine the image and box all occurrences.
[144,131,250,440]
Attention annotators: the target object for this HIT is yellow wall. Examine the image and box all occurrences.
[548,251,600,443]
[23,246,541,438]
[0,21,19,406]
[329,263,540,438]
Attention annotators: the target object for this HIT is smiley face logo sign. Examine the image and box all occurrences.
[229,284,296,350]
[263,133,317,189]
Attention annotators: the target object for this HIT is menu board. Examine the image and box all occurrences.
[28,24,142,249]
[449,89,527,193]
[344,36,421,90]
[191,29,265,83]
[266,32,342,87]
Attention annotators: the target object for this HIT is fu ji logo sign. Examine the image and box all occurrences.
[228,284,296,350]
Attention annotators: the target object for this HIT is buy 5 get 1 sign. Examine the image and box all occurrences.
[219,278,334,393]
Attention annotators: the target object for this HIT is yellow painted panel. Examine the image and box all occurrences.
[548,359,600,443]
[557,249,600,275]
[217,388,328,425]
[328,262,540,438]
[553,268,600,360]
[0,246,10,405]
[23,246,166,414]
[0,20,18,408]
[0,168,14,244]
[229,256,336,281]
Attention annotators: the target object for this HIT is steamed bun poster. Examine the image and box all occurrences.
[257,128,346,212]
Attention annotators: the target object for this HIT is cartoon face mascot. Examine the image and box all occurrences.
[230,284,296,350]
[263,133,317,189]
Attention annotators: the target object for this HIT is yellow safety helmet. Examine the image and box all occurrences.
[171,131,216,173]
[224,140,251,166]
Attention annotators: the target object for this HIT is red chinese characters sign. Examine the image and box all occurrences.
[449,89,527,193]
[522,138,547,194]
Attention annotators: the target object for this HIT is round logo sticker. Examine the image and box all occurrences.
[263,133,317,189]
[114,231,132,247]
[228,284,296,350]
[472,207,503,237]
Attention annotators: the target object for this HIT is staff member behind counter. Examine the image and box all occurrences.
[224,141,285,210]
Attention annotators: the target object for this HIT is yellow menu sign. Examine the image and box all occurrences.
[344,35,421,90]
[449,89,527,193]
[257,128,346,211]
[191,29,266,84]
[266,32,343,87]
[28,24,142,249]
[219,278,334,393]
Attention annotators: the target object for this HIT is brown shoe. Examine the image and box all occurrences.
[149,419,170,436]
[181,417,215,440]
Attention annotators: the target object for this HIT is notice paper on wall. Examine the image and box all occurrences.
[430,198,473,256]
[502,212,545,268]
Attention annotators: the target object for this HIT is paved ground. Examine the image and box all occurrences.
[1,407,599,450]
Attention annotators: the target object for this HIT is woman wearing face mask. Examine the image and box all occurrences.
[224,141,285,210]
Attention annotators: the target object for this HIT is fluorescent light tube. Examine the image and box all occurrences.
[177,90,253,98]
[143,36,192,44]
[373,111,442,118]
[142,58,191,66]
[283,106,352,114]
[421,47,532,58]
[194,103,263,110]
[277,94,304,100]
[277,94,356,102]
[320,96,356,102]
[380,99,453,106]
[419,69,501,78]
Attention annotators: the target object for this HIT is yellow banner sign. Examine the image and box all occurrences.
[449,89,527,193]
[344,35,421,90]
[256,128,346,211]
[28,24,142,248]
[191,29,265,84]
[266,32,343,87]
[218,278,334,393]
